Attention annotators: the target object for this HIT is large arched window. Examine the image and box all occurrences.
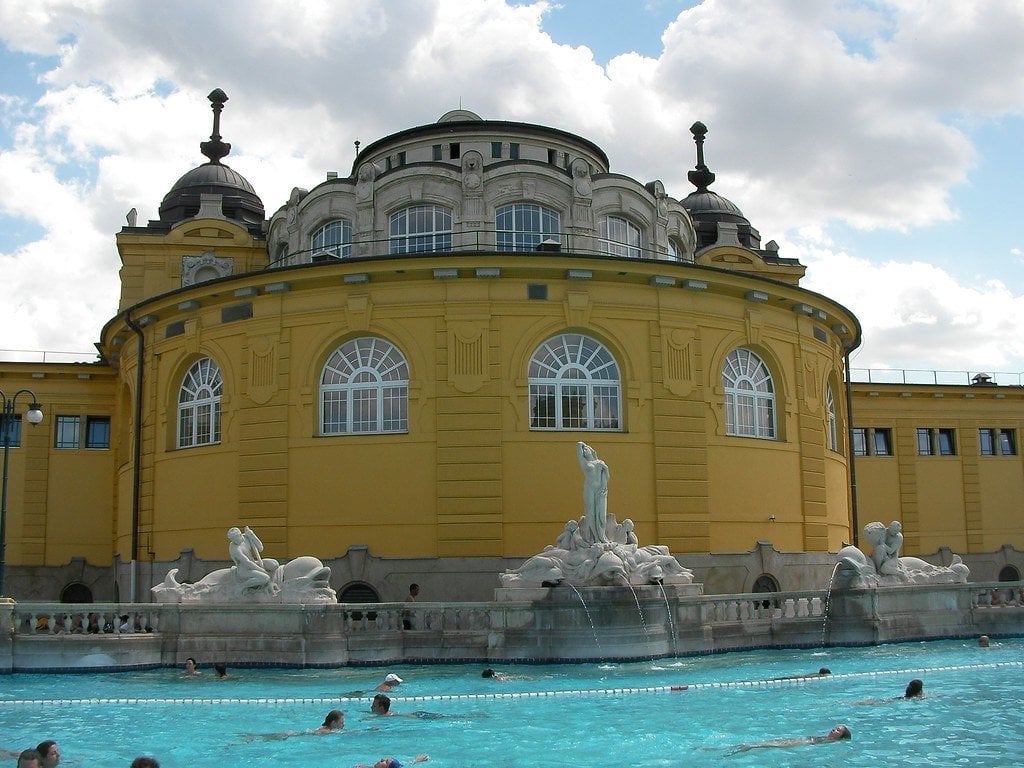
[389,205,452,254]
[178,358,223,448]
[826,384,838,451]
[722,348,775,439]
[321,337,409,434]
[496,203,560,252]
[311,219,352,259]
[528,333,621,431]
[598,215,641,258]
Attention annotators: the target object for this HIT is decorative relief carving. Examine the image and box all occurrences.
[247,337,277,405]
[662,328,695,397]
[564,291,592,327]
[449,322,488,393]
[181,251,232,286]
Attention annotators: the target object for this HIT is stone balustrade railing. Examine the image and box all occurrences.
[3,582,1022,671]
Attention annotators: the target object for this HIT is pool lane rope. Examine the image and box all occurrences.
[2,661,1021,707]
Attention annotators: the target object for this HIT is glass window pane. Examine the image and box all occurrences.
[55,416,81,449]
[527,334,621,431]
[874,429,892,456]
[999,430,1016,455]
[853,428,868,456]
[980,429,995,456]
[917,428,932,455]
[86,417,111,449]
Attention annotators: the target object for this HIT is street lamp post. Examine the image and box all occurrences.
[0,389,44,598]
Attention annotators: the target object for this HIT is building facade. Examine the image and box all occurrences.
[1,93,1019,602]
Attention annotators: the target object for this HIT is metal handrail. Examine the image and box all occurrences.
[266,228,688,269]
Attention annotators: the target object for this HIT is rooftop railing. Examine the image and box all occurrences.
[266,229,690,270]
[850,368,1024,387]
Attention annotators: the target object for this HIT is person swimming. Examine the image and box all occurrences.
[731,725,851,753]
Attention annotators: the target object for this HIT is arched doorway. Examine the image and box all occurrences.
[752,573,780,609]
[60,582,93,603]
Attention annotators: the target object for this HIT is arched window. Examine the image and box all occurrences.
[528,333,621,431]
[599,216,641,258]
[321,337,409,434]
[389,205,452,254]
[826,384,838,451]
[178,358,223,448]
[311,219,352,259]
[722,348,775,439]
[496,203,561,252]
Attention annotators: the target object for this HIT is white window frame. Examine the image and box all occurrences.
[825,384,838,451]
[320,337,409,435]
[389,205,452,254]
[311,219,352,259]
[599,215,642,258]
[178,358,223,448]
[528,333,622,431]
[496,203,561,252]
[723,348,776,439]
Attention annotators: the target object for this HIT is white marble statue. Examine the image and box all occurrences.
[153,525,336,603]
[578,442,610,543]
[835,520,969,588]
[500,444,693,588]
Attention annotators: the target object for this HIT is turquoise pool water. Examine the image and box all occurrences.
[3,639,1023,767]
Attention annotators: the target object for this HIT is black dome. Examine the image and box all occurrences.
[158,161,264,228]
[681,189,750,226]
[157,88,265,232]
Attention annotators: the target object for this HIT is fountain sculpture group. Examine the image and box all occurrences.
[499,442,694,588]
[153,525,336,603]
[835,520,970,588]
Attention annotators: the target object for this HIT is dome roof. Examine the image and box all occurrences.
[159,161,264,227]
[157,88,264,230]
[681,189,749,225]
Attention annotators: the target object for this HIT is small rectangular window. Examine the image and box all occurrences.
[547,148,557,164]
[450,142,460,159]
[527,283,548,300]
[853,428,868,457]
[980,428,996,456]
[2,415,23,447]
[55,415,81,449]
[873,428,892,456]
[491,142,502,158]
[917,428,933,456]
[509,142,520,160]
[397,151,406,166]
[432,144,442,161]
[86,416,111,449]
[980,428,1016,456]
[937,428,956,455]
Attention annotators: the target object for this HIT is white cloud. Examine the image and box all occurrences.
[0,0,1022,372]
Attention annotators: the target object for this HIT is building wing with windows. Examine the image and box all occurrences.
[4,93,1022,602]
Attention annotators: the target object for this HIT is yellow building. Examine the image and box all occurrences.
[1,91,1020,602]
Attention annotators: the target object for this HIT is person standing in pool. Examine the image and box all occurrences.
[16,750,42,768]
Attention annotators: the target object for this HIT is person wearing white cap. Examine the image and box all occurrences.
[376,673,403,691]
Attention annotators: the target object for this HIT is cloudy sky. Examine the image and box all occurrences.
[1,0,1022,381]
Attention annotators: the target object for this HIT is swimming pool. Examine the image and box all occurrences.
[3,638,1022,767]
